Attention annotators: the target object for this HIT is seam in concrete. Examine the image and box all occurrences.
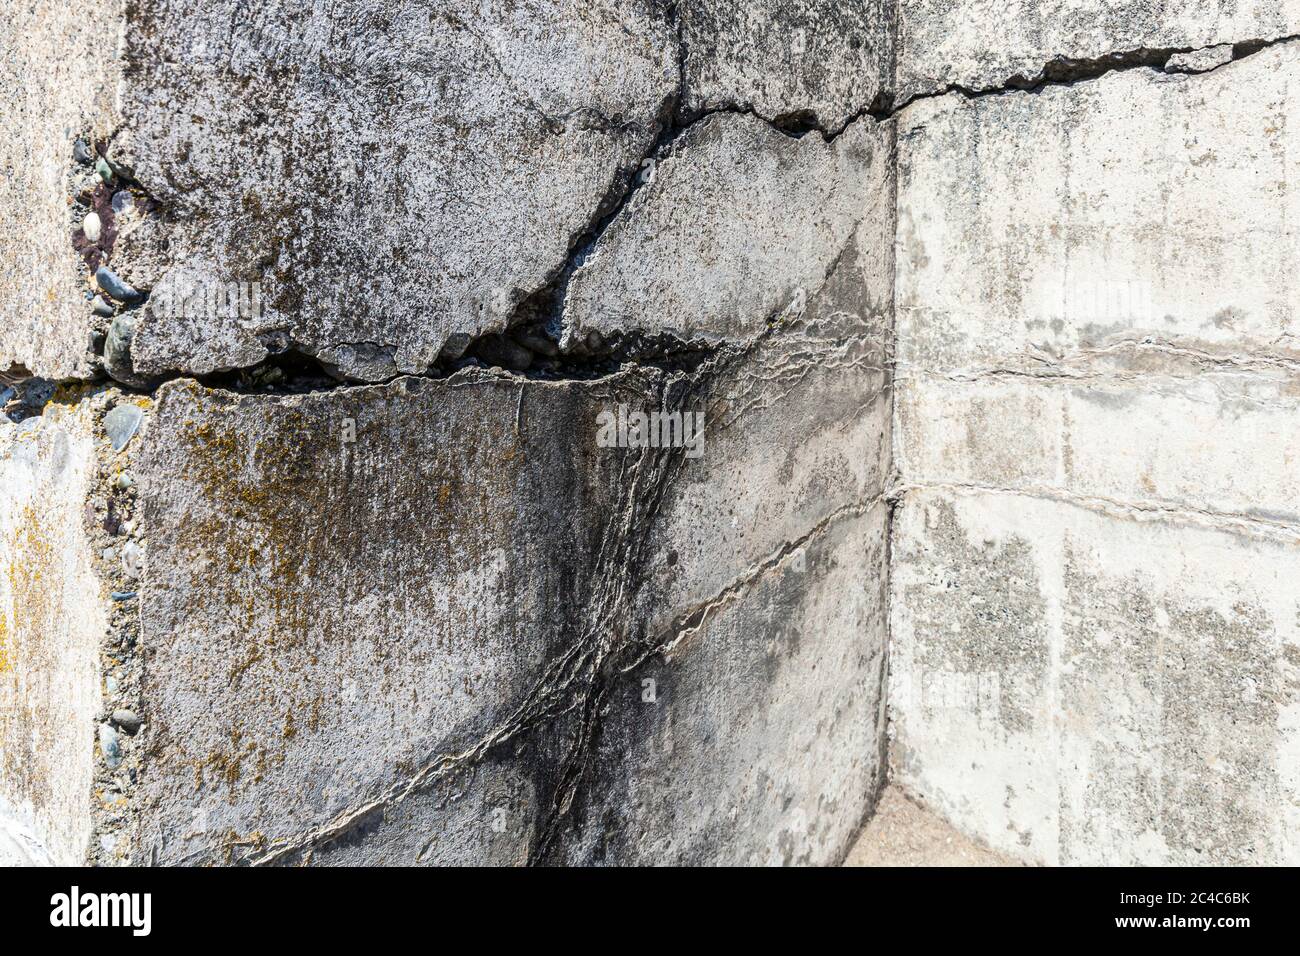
[890,480,1300,544]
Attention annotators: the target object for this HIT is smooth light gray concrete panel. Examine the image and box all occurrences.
[890,489,1300,866]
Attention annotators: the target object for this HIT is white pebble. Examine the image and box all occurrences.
[84,211,102,243]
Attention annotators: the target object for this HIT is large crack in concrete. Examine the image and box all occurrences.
[9,18,1297,865]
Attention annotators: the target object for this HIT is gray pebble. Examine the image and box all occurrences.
[99,723,122,769]
[103,403,144,452]
[105,675,119,694]
[111,590,137,602]
[438,332,473,363]
[103,312,141,386]
[91,295,114,317]
[111,191,134,214]
[111,709,143,735]
[115,472,134,491]
[95,267,142,303]
[513,329,559,357]
[73,138,93,165]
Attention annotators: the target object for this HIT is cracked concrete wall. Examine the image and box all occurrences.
[896,0,1300,102]
[1,1,896,865]
[6,0,1300,868]
[890,42,1300,864]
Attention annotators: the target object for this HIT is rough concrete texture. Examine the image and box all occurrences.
[678,0,893,128]
[0,0,122,381]
[7,1,1300,869]
[0,400,105,865]
[844,785,1021,866]
[562,114,893,349]
[118,0,678,380]
[895,0,1300,103]
[127,310,886,865]
[891,491,1300,865]
[890,46,1300,865]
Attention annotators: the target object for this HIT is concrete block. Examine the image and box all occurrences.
[0,306,889,865]
[890,489,1300,865]
[563,113,895,348]
[896,44,1300,374]
[0,398,108,865]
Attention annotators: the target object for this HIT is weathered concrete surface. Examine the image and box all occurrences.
[890,490,1300,866]
[117,0,678,380]
[890,49,1300,865]
[678,0,894,128]
[897,369,1300,527]
[0,1,122,381]
[843,785,1021,866]
[895,0,1300,103]
[896,46,1300,378]
[563,114,894,349]
[554,503,888,865]
[122,310,888,865]
[0,400,105,865]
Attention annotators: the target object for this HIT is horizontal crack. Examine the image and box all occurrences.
[891,480,1300,543]
[882,32,1300,121]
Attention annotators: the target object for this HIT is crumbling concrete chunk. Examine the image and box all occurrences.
[562,114,894,348]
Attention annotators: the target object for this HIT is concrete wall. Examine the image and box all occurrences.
[890,42,1300,865]
[0,400,105,865]
[4,0,1299,867]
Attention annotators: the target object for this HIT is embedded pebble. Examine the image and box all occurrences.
[73,138,93,165]
[476,335,533,371]
[103,312,139,385]
[91,295,114,317]
[121,519,137,535]
[95,157,114,184]
[111,590,137,602]
[95,267,142,303]
[112,191,134,214]
[102,547,118,562]
[121,541,145,578]
[514,329,559,357]
[103,403,144,452]
[111,709,143,735]
[83,211,102,243]
[115,472,134,491]
[105,675,119,694]
[439,332,473,363]
[99,723,122,769]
